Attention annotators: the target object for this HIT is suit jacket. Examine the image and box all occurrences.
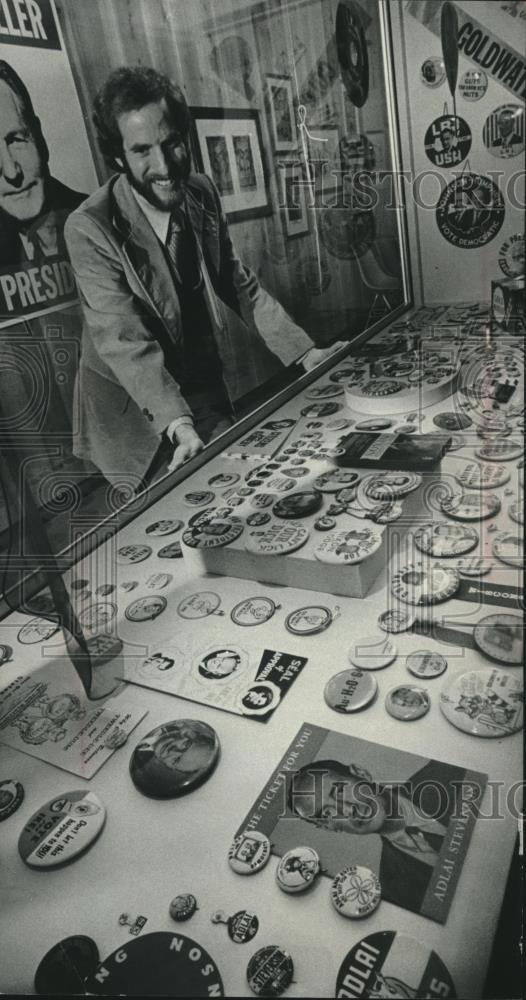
[378,758,466,914]
[64,172,312,484]
[0,176,85,268]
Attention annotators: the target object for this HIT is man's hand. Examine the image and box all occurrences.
[302,341,348,372]
[167,423,204,472]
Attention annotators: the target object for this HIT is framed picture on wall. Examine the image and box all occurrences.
[277,161,310,238]
[191,108,271,222]
[266,74,298,152]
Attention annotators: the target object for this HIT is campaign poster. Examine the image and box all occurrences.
[236,723,488,923]
[0,0,98,327]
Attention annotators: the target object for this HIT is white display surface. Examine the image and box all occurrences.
[0,306,522,998]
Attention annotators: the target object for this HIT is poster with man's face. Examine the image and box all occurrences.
[0,0,98,327]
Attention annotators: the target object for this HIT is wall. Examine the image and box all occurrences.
[390,0,524,305]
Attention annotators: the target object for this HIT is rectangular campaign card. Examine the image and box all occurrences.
[0,668,147,778]
[235,723,488,923]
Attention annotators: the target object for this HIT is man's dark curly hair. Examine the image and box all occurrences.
[93,66,191,172]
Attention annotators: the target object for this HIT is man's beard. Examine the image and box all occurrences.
[125,159,190,212]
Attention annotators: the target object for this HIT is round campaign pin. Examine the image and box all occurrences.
[18,790,106,868]
[247,512,271,527]
[228,829,272,875]
[231,596,280,626]
[459,68,488,101]
[327,418,354,430]
[305,383,344,399]
[117,544,152,564]
[440,668,523,738]
[336,931,457,999]
[145,572,173,590]
[0,642,13,665]
[414,521,479,557]
[182,518,244,550]
[492,532,522,567]
[433,411,472,431]
[177,592,223,620]
[125,595,167,622]
[314,527,383,565]
[301,402,341,417]
[355,418,394,431]
[483,104,524,159]
[272,489,322,519]
[377,608,416,633]
[280,467,309,478]
[420,56,446,87]
[361,472,421,501]
[424,114,471,167]
[386,685,430,721]
[157,541,183,559]
[391,563,460,605]
[34,935,100,995]
[457,556,493,576]
[455,462,511,490]
[96,583,115,597]
[145,519,183,537]
[129,720,220,799]
[78,601,117,631]
[348,635,397,671]
[17,617,60,645]
[189,506,239,529]
[211,909,259,944]
[395,424,416,434]
[86,933,224,997]
[169,894,198,922]
[208,472,241,488]
[120,580,138,591]
[285,605,338,636]
[436,173,505,249]
[276,846,321,894]
[245,521,310,556]
[439,490,501,521]
[265,476,296,493]
[183,490,216,507]
[406,650,448,679]
[194,646,247,681]
[324,669,378,713]
[476,440,524,462]
[0,779,24,822]
[509,500,523,525]
[331,865,381,919]
[473,613,523,665]
[236,682,279,717]
[251,493,277,508]
[246,945,294,997]
[314,516,336,531]
[313,470,361,494]
[498,233,524,279]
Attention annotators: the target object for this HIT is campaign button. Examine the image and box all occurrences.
[272,489,322,519]
[276,846,321,893]
[305,382,344,399]
[301,402,341,417]
[324,669,377,712]
[348,635,397,670]
[157,541,183,559]
[336,931,456,999]
[245,521,310,556]
[146,572,173,590]
[251,493,277,509]
[314,527,382,565]
[473,613,523,665]
[0,779,24,822]
[129,720,220,798]
[247,511,271,526]
[457,556,493,576]
[476,440,524,462]
[439,491,501,521]
[18,791,106,868]
[17,617,60,645]
[182,519,244,550]
[0,642,13,666]
[34,935,99,995]
[208,472,241,487]
[361,472,422,500]
[228,830,272,875]
[117,545,152,564]
[211,909,259,944]
[313,470,361,493]
[455,462,511,490]
[377,608,416,633]
[314,516,336,531]
[145,519,183,536]
[433,412,472,430]
[386,685,430,720]
[285,605,337,635]
[177,592,222,619]
[125,595,167,622]
[246,945,294,997]
[406,650,448,678]
[183,491,216,506]
[331,865,381,918]
[231,596,279,626]
[169,894,198,921]
[414,521,479,557]
[85,933,224,996]
[355,418,394,431]
[440,668,523,737]
[391,563,460,605]
[509,500,523,525]
[492,532,522,567]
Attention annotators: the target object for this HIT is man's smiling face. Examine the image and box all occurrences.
[118,97,190,211]
[0,79,46,223]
